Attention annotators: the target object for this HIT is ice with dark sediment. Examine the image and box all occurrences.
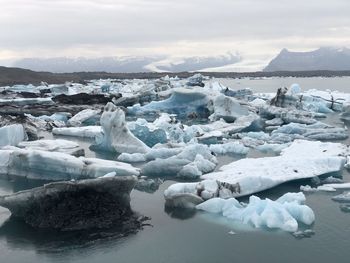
[0,176,140,230]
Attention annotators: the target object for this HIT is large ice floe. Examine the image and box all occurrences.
[196,192,315,232]
[164,140,347,207]
[0,147,140,180]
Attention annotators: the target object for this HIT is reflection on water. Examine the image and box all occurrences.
[0,216,147,255]
[164,206,197,220]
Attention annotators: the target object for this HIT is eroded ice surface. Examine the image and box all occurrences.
[196,192,315,232]
[94,102,150,153]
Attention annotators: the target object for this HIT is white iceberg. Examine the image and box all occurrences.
[18,139,84,156]
[201,140,347,197]
[272,122,348,141]
[209,95,249,122]
[127,88,211,118]
[0,98,53,106]
[52,126,103,138]
[142,144,217,178]
[0,147,140,181]
[67,109,101,127]
[332,191,350,202]
[196,192,315,232]
[94,102,150,153]
[209,141,249,155]
[0,124,27,147]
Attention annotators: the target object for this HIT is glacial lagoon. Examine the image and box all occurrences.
[0,77,350,263]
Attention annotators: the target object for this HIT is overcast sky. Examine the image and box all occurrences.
[1,0,350,69]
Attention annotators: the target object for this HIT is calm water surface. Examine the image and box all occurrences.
[0,77,350,263]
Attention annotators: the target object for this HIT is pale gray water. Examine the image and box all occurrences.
[216,76,350,93]
[0,77,350,263]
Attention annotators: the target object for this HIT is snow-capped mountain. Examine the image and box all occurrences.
[13,53,241,73]
[264,47,350,71]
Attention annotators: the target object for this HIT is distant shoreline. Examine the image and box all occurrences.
[1,66,350,86]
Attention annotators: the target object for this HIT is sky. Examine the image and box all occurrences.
[1,0,350,70]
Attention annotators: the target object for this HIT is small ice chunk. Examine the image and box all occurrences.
[117,153,146,163]
[0,124,28,147]
[196,192,315,232]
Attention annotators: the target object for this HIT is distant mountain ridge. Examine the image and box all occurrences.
[264,47,350,71]
[13,53,241,73]
[2,66,350,87]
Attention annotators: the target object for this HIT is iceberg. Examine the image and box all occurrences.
[67,109,101,127]
[0,98,53,106]
[0,176,140,231]
[332,191,350,202]
[272,122,348,141]
[127,88,210,118]
[17,139,85,156]
[209,95,249,123]
[142,144,217,178]
[129,123,167,147]
[0,147,140,180]
[52,126,103,138]
[186,73,205,87]
[118,153,146,163]
[260,105,322,125]
[209,141,249,155]
[201,140,347,197]
[94,103,150,153]
[0,124,27,147]
[196,192,315,232]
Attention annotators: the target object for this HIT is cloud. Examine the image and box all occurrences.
[0,0,349,69]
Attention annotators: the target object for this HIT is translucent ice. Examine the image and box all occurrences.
[0,124,27,147]
[196,192,315,232]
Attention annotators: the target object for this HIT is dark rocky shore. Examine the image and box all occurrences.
[2,66,350,86]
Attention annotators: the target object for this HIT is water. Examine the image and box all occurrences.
[1,77,350,263]
[216,76,350,93]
